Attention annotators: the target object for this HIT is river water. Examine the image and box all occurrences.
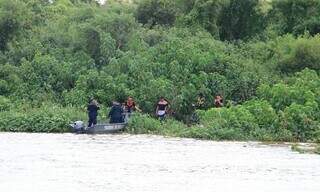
[0,133,319,192]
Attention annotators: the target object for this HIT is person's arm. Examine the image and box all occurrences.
[155,105,159,115]
[165,103,170,113]
[135,105,142,112]
[108,107,113,118]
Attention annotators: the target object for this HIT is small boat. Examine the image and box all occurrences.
[70,121,127,134]
[85,123,127,134]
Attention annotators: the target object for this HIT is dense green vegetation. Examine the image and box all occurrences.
[127,68,320,142]
[0,0,320,142]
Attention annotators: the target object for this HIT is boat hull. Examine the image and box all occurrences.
[70,122,126,134]
[86,123,126,134]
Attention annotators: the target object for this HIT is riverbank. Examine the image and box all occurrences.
[125,113,320,154]
[0,104,319,154]
[2,67,320,141]
[129,118,320,155]
[0,103,86,133]
[127,112,319,142]
[0,102,319,142]
[291,143,320,154]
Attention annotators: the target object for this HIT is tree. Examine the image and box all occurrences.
[182,0,226,38]
[136,0,177,27]
[219,0,266,41]
[84,27,101,66]
[0,0,28,51]
[270,0,320,36]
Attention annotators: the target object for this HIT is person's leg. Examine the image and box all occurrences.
[122,114,126,123]
[127,108,132,117]
[93,116,97,126]
[159,114,166,122]
[88,116,93,127]
[120,115,125,123]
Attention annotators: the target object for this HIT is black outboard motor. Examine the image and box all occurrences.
[70,121,85,133]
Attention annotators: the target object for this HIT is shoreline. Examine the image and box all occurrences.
[1,130,318,154]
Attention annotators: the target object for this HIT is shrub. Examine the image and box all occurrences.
[271,35,320,73]
[243,100,278,130]
[197,91,318,142]
[258,69,320,110]
[280,103,320,142]
[127,113,162,134]
[0,96,11,111]
[198,106,259,140]
[0,104,86,133]
[127,113,188,137]
[242,69,320,141]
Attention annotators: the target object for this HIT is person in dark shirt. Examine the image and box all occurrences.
[87,99,100,128]
[156,97,169,121]
[109,101,125,124]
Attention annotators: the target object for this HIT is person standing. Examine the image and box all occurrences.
[87,99,100,128]
[109,101,125,124]
[125,97,142,113]
[190,93,205,124]
[124,96,141,122]
[156,97,169,121]
[125,96,136,114]
[196,93,206,110]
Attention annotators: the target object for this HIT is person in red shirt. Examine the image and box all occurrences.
[125,96,141,114]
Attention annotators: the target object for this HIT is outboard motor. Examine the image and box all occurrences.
[70,121,85,133]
